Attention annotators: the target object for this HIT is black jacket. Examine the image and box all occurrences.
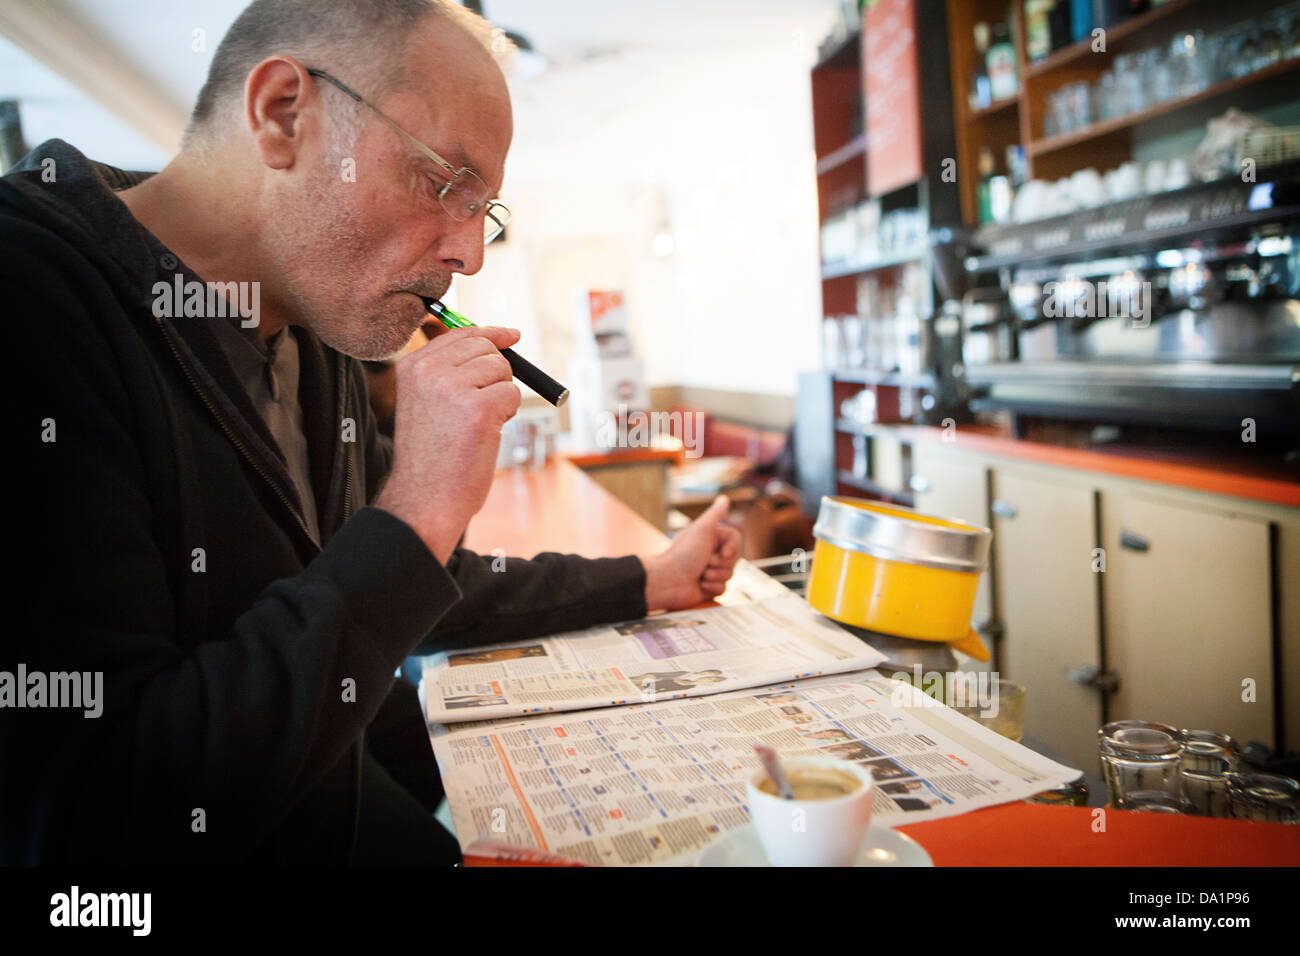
[0,141,648,865]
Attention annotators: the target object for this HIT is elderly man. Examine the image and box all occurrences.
[0,0,739,865]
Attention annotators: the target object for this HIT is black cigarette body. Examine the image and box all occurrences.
[500,347,569,408]
[423,299,569,407]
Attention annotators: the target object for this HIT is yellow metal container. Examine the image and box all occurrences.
[809,497,992,661]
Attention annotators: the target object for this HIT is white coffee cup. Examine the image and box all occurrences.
[747,757,875,866]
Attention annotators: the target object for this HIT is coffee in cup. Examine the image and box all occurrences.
[746,756,874,866]
[756,766,862,801]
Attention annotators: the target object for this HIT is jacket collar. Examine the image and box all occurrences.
[3,140,354,546]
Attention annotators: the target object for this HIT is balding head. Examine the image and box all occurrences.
[186,0,511,150]
[133,0,516,360]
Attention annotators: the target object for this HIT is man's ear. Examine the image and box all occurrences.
[245,57,316,171]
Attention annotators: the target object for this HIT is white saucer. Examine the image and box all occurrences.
[695,822,933,867]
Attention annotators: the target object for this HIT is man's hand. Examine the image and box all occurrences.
[641,496,742,612]
[375,325,522,564]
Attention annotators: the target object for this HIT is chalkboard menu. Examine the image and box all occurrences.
[863,0,922,196]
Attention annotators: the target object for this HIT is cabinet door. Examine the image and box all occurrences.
[993,470,1102,772]
[910,445,993,646]
[1103,492,1273,748]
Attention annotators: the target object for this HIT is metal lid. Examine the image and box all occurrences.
[812,496,991,573]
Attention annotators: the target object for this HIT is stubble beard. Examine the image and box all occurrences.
[274,172,434,361]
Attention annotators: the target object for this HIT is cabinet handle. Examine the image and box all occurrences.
[991,499,1017,519]
[1065,664,1120,693]
[909,475,930,493]
[1119,530,1150,553]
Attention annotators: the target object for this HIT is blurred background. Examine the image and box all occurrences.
[4,0,1299,793]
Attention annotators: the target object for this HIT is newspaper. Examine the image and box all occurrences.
[422,592,885,724]
[713,557,797,604]
[428,671,1082,866]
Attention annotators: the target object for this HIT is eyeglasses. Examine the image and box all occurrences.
[306,68,511,245]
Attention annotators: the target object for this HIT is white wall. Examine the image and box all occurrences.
[3,0,836,398]
[454,40,827,399]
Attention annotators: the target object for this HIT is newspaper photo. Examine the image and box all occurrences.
[428,671,1082,866]
[421,592,886,724]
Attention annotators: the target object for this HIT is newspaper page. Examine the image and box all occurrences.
[428,671,1082,866]
[712,558,796,605]
[422,593,885,724]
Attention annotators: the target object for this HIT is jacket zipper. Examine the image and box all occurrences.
[155,316,320,553]
[338,362,354,526]
[157,316,364,863]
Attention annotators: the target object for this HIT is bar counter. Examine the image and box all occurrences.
[465,458,672,558]
[459,460,1300,865]
[890,423,1300,508]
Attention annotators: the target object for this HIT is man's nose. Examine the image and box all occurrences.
[441,214,486,275]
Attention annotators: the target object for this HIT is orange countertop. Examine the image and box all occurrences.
[465,803,1300,866]
[564,446,685,469]
[891,424,1300,508]
[897,802,1300,867]
[465,459,670,558]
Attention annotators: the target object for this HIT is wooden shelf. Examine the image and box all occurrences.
[1024,0,1199,79]
[836,418,910,437]
[821,247,927,280]
[833,370,936,389]
[816,135,867,175]
[814,30,861,71]
[836,470,914,505]
[965,94,1020,122]
[1028,57,1300,158]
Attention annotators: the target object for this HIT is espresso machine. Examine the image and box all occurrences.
[955,164,1300,440]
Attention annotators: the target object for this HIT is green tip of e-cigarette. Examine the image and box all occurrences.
[426,299,475,330]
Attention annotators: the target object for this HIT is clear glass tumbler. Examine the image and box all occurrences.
[1226,773,1300,824]
[1099,720,1184,808]
[955,678,1026,742]
[1124,791,1195,814]
[1180,730,1238,817]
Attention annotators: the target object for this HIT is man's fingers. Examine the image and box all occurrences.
[455,325,521,350]
[709,527,741,563]
[420,325,521,363]
[480,380,523,418]
[460,351,515,389]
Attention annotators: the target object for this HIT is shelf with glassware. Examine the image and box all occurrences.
[812,1,963,508]
[830,398,920,505]
[967,157,1300,270]
[946,0,1030,228]
[945,0,1300,228]
[1025,4,1300,184]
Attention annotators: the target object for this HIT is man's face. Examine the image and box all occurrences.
[267,22,513,359]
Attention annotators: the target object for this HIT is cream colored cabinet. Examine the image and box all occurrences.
[1102,491,1273,748]
[991,469,1103,771]
[909,445,994,653]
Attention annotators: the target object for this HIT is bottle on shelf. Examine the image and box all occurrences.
[976,148,1014,225]
[1048,0,1072,52]
[1070,0,1094,44]
[1025,1,1054,61]
[1005,144,1027,188]
[970,22,993,110]
[987,22,1019,100]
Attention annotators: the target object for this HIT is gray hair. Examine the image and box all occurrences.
[183,0,509,150]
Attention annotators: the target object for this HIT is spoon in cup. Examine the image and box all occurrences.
[754,743,795,800]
